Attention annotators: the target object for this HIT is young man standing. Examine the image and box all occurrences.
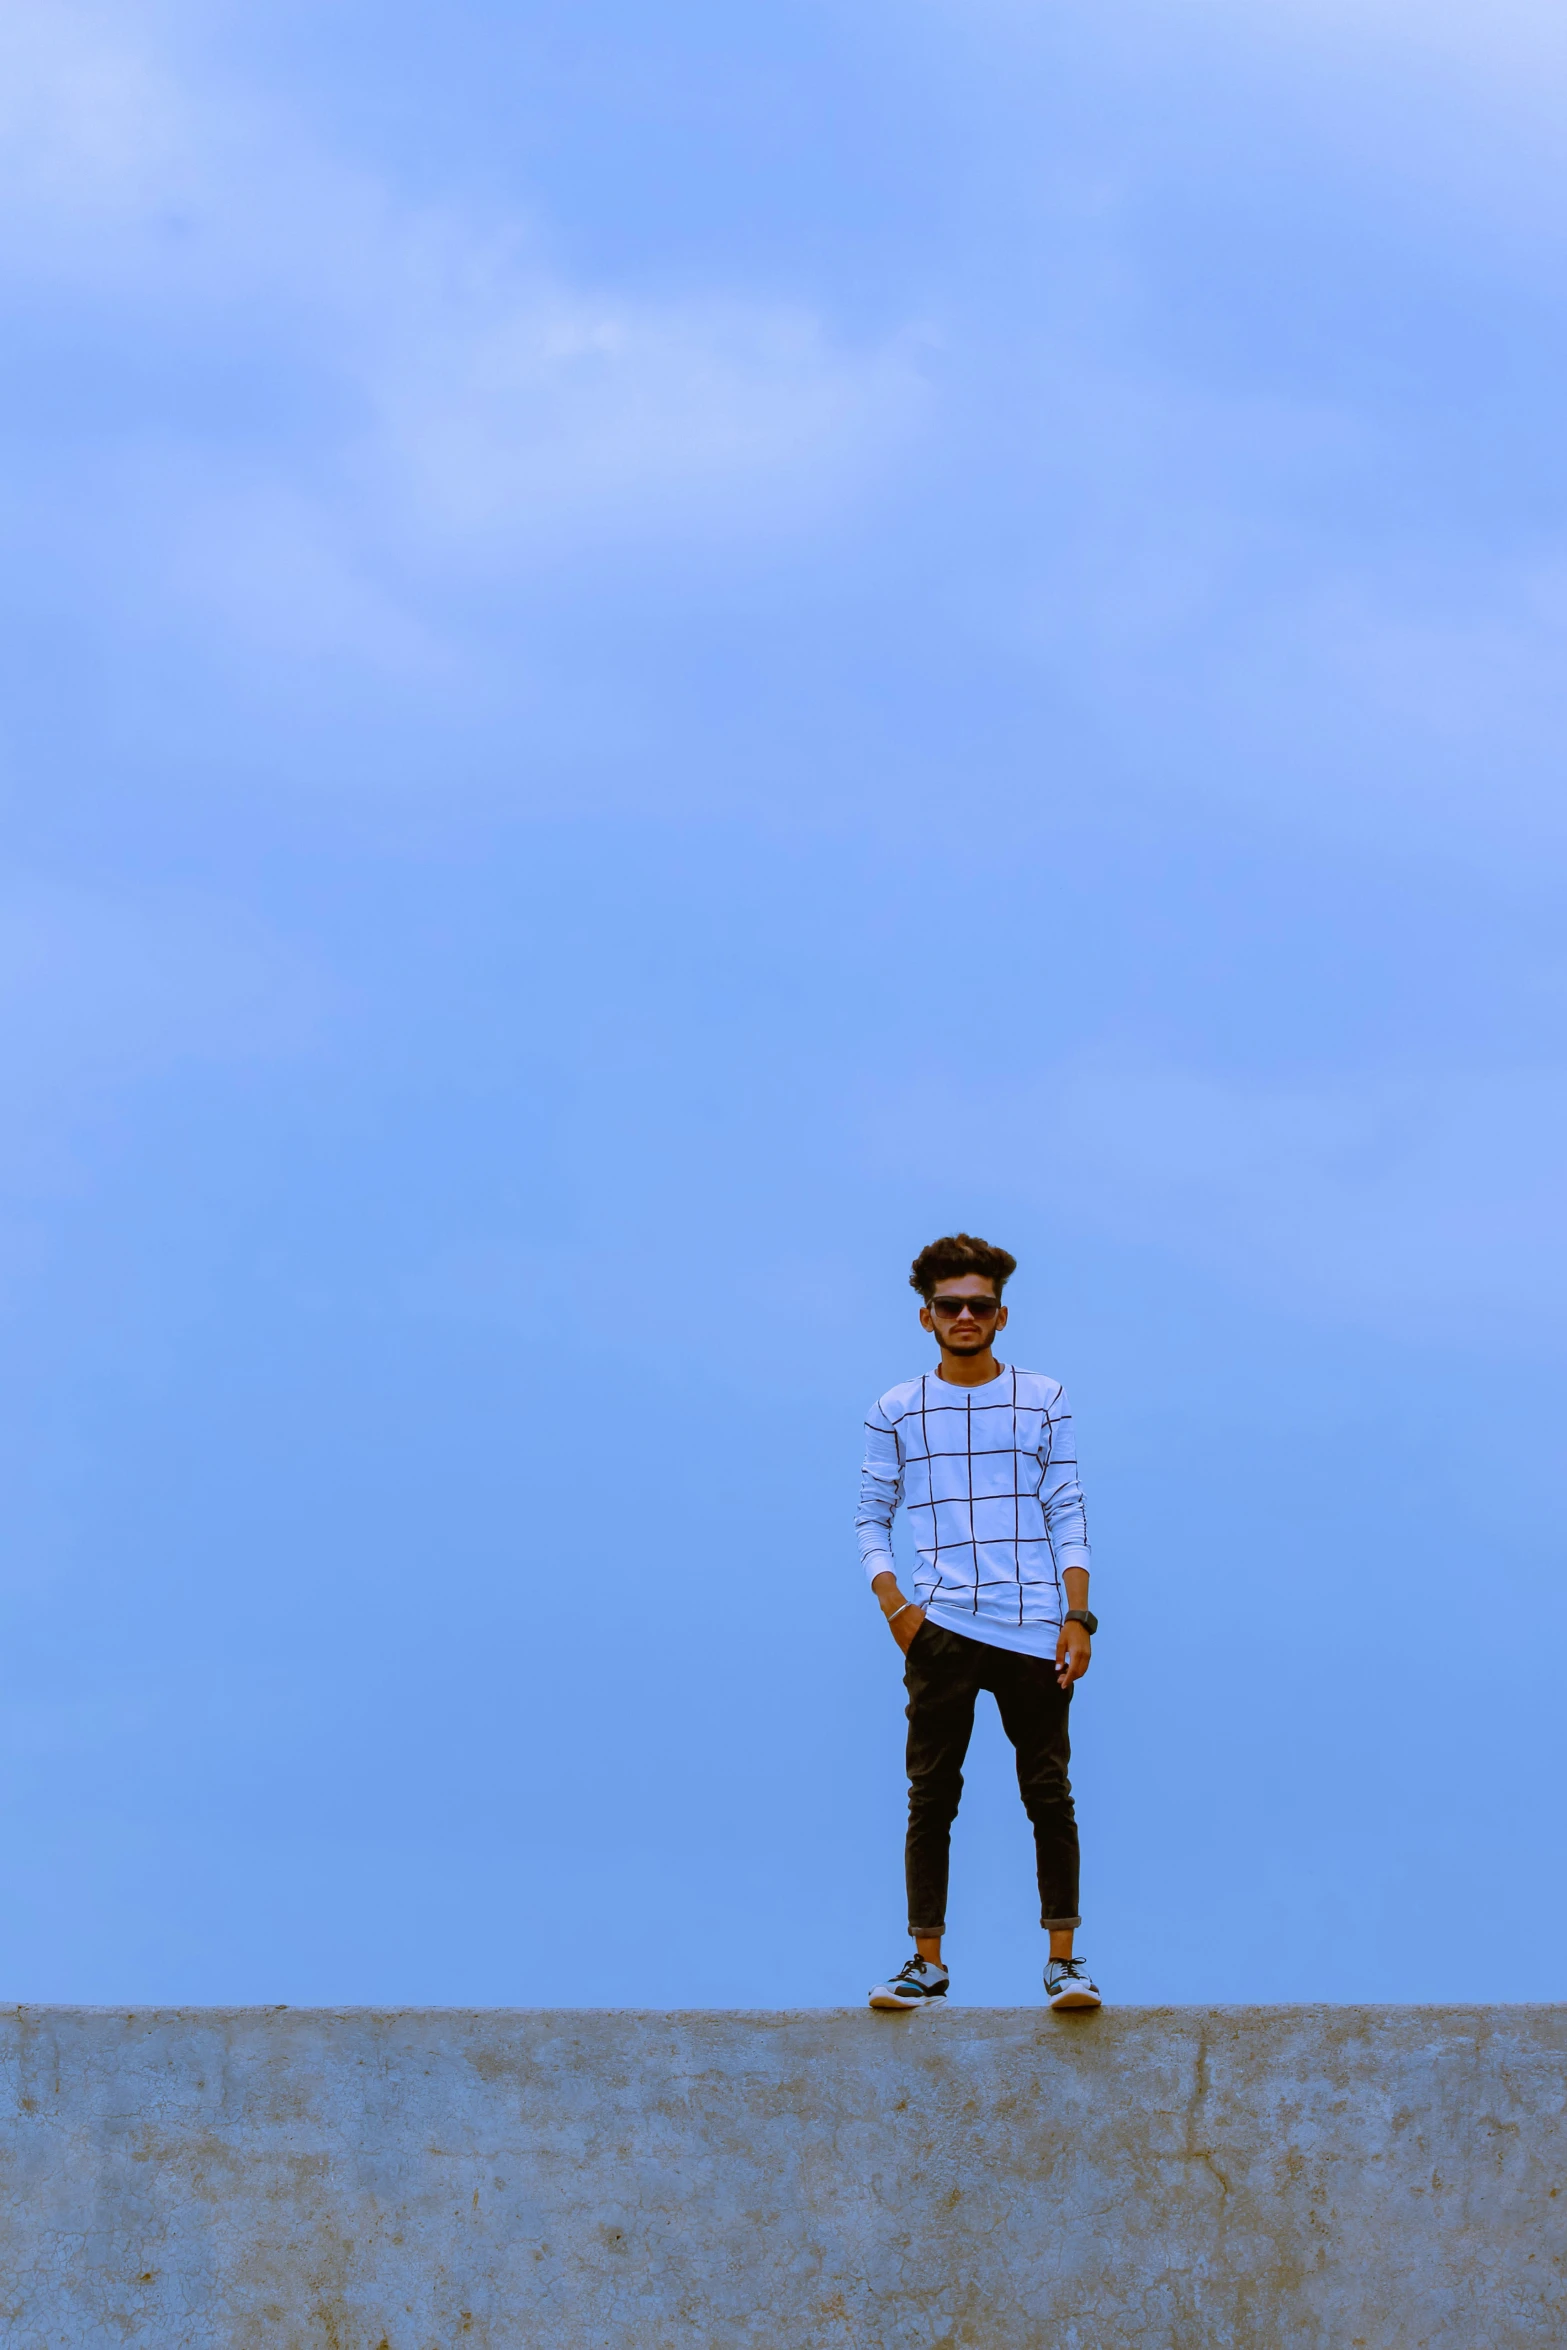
[857,1233,1101,2013]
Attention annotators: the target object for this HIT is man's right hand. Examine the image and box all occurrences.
[872,1572,926,1653]
[888,1603,926,1654]
[878,1579,925,1654]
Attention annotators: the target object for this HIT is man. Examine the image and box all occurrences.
[856,1232,1101,2013]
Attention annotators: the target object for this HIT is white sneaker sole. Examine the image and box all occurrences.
[1049,1986,1102,2010]
[869,1990,942,2010]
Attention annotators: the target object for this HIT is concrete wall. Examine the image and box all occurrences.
[0,2004,1563,2348]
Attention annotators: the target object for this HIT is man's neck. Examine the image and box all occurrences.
[934,1348,1003,1388]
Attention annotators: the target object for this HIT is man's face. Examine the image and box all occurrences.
[919,1274,1008,1355]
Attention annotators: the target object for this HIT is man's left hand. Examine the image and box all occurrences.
[1055,1620,1091,1688]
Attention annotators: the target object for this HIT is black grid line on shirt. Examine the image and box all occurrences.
[919,1377,936,1584]
[888,1400,1071,1436]
[1039,1386,1062,1621]
[1012,1367,1022,1622]
[894,1436,1074,1456]
[906,1491,1061,1507]
[919,1578,1063,1593]
[966,1383,977,1612]
[882,1409,1072,1439]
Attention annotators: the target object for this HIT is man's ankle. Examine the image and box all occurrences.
[913,1940,944,1969]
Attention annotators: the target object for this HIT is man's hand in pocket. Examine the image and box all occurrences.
[872,1573,927,1654]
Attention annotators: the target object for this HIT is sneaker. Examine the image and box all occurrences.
[869,1955,950,2010]
[1045,1955,1102,2011]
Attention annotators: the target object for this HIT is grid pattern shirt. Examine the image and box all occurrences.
[856,1366,1090,1659]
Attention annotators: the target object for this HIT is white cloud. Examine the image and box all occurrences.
[1213,0,1567,80]
[978,1061,1567,1339]
[0,0,926,670]
[984,0,1567,103]
[373,294,923,546]
[0,0,187,222]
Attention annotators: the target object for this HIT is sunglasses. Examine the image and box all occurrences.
[928,1295,1001,1321]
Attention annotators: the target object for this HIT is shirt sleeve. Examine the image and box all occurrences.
[1041,1386,1091,1577]
[855,1400,904,1584]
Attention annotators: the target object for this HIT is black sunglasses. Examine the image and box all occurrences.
[928,1295,1001,1320]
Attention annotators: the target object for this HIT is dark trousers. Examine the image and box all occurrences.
[903,1618,1081,1937]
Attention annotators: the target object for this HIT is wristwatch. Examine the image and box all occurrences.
[1064,1609,1098,1636]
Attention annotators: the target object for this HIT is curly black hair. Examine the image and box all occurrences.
[909,1232,1017,1300]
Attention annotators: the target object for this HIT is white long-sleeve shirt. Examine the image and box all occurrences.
[856,1365,1090,1659]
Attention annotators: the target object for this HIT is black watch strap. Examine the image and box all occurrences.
[1064,1609,1098,1636]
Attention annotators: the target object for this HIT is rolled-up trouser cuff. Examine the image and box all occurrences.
[1041,1914,1082,1930]
[908,1923,945,1938]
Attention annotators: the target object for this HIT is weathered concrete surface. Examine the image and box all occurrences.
[0,2007,1563,2349]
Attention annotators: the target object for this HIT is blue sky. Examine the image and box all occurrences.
[2,0,1565,2005]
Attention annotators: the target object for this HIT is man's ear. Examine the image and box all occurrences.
[995,1303,1009,1326]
